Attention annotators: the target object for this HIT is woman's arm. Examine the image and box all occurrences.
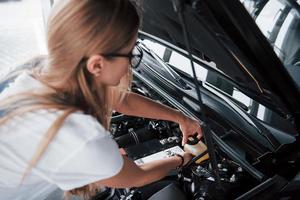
[115,92,202,145]
[94,153,192,188]
[115,92,183,123]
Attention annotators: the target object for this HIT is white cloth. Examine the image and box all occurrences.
[0,72,124,200]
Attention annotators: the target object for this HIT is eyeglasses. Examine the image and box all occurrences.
[102,45,143,69]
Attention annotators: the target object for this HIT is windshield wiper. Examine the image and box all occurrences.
[140,42,190,89]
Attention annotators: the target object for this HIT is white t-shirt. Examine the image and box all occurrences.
[0,72,124,200]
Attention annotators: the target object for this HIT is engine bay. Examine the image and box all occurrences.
[104,81,261,200]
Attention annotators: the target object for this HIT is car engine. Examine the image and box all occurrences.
[95,80,261,200]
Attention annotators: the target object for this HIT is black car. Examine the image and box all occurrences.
[104,0,300,199]
[3,0,299,199]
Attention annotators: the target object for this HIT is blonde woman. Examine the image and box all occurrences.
[0,0,202,199]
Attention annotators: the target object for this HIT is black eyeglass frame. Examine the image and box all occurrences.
[101,45,143,69]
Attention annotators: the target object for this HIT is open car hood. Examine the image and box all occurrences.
[139,0,300,128]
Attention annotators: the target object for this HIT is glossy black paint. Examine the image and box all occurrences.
[139,0,300,129]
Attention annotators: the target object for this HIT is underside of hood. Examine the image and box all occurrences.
[139,0,300,128]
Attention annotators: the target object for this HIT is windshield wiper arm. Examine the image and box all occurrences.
[140,42,190,89]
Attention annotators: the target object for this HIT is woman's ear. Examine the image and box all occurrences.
[86,55,104,77]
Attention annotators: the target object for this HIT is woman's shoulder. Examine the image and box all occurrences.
[0,55,48,95]
[1,108,109,145]
[30,109,109,140]
[60,111,109,139]
[15,55,47,72]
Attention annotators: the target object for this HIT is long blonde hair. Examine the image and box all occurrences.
[0,0,140,199]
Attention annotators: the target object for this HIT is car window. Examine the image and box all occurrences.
[275,9,295,52]
[241,0,300,89]
[141,39,253,108]
[255,0,285,39]
[168,51,208,81]
[232,89,251,107]
[241,0,300,66]
[240,0,259,15]
[141,37,293,130]
[142,39,208,81]
[142,40,166,59]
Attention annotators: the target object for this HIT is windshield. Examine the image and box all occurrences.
[241,0,300,86]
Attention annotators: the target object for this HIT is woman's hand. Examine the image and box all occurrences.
[177,111,203,146]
